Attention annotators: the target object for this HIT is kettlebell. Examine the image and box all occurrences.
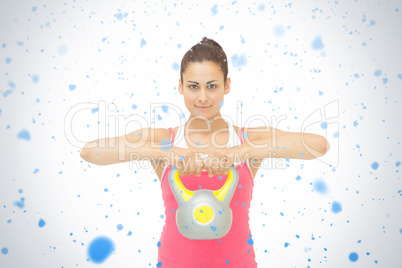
[168,160,239,240]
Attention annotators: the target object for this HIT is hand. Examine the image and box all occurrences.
[167,147,204,177]
[203,149,235,177]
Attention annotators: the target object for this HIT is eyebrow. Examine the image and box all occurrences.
[187,80,217,84]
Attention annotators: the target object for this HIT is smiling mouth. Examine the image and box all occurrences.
[195,105,212,108]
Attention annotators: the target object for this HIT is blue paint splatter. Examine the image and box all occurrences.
[140,38,147,48]
[91,107,98,113]
[218,100,224,107]
[333,131,339,138]
[160,214,165,219]
[273,25,285,37]
[88,236,114,264]
[396,161,401,167]
[32,74,39,83]
[172,62,179,71]
[258,4,265,11]
[231,54,247,68]
[161,105,168,113]
[349,252,358,262]
[331,201,342,213]
[284,242,290,248]
[38,219,46,228]
[132,104,137,110]
[33,168,39,174]
[160,139,172,152]
[398,74,402,79]
[156,261,163,267]
[17,129,31,141]
[32,6,37,12]
[58,45,68,55]
[374,70,382,77]
[69,84,76,91]
[211,4,218,15]
[114,12,128,20]
[157,241,161,247]
[382,78,388,84]
[211,226,217,231]
[313,179,327,194]
[5,57,11,64]
[371,162,379,170]
[353,121,359,127]
[117,224,123,231]
[295,175,302,181]
[321,122,327,129]
[247,238,254,245]
[219,25,224,30]
[1,247,8,255]
[312,35,324,50]
[14,198,25,209]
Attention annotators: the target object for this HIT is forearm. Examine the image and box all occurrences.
[80,138,167,165]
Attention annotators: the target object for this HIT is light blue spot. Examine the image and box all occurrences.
[132,104,137,110]
[9,81,16,88]
[374,70,382,77]
[321,122,327,129]
[312,35,324,50]
[157,241,161,247]
[1,247,8,255]
[33,168,39,174]
[273,25,285,37]
[397,74,402,79]
[231,54,247,68]
[117,224,123,230]
[370,20,376,26]
[331,201,342,213]
[211,4,218,15]
[159,138,171,152]
[17,129,31,141]
[38,219,46,228]
[242,203,245,206]
[160,214,165,219]
[17,41,24,46]
[5,57,11,64]
[371,162,379,170]
[238,184,242,188]
[18,189,23,194]
[284,242,290,248]
[353,120,359,127]
[156,262,162,267]
[58,44,68,55]
[349,252,358,262]
[69,84,76,91]
[258,4,265,11]
[32,74,39,83]
[161,105,168,113]
[295,175,302,181]
[210,226,217,231]
[32,6,37,12]
[333,131,339,138]
[219,100,224,107]
[382,78,388,84]
[172,62,179,70]
[219,25,224,30]
[91,107,98,114]
[243,133,249,138]
[247,238,254,245]
[396,161,401,167]
[140,38,147,48]
[88,236,114,264]
[354,73,360,78]
[313,179,327,194]
[180,155,185,161]
[36,98,40,103]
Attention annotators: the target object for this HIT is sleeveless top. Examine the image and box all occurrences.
[157,122,258,267]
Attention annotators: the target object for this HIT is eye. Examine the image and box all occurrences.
[208,84,217,89]
[189,85,198,89]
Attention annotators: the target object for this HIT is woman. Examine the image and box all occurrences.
[80,37,330,267]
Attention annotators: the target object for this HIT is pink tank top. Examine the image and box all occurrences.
[158,126,258,267]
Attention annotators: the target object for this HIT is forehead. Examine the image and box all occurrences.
[183,61,222,81]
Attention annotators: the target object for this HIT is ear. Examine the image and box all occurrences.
[178,78,184,95]
[224,77,231,95]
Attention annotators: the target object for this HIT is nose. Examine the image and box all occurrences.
[198,87,208,102]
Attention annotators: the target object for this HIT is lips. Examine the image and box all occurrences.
[196,105,211,108]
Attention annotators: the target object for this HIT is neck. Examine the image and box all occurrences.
[185,113,228,134]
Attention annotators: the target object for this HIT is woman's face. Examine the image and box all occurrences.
[178,61,231,119]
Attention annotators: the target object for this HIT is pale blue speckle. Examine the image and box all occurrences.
[140,38,147,48]
[211,4,218,15]
[331,201,342,213]
[231,54,247,68]
[32,74,39,83]
[371,162,379,170]
[321,122,327,129]
[374,70,382,76]
[17,129,31,141]
[161,105,168,113]
[349,252,358,262]
[58,45,68,55]
[382,78,388,84]
[172,62,179,70]
[312,35,324,50]
[38,219,46,227]
[273,25,285,37]
[5,57,11,64]
[69,84,76,91]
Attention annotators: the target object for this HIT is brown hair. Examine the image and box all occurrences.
[180,37,228,85]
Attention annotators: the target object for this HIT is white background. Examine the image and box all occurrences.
[0,0,401,267]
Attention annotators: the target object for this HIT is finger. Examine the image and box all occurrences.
[195,153,204,177]
[205,157,214,177]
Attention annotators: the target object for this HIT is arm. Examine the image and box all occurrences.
[241,126,330,162]
[80,128,170,166]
